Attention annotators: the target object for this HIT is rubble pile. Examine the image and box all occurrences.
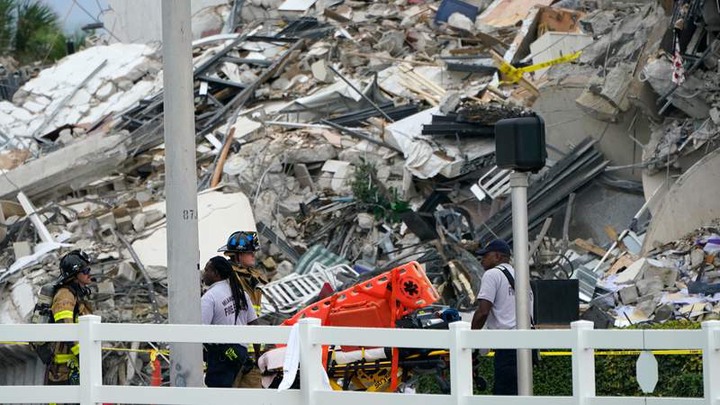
[1,0,720,385]
[570,222,720,328]
[0,44,162,151]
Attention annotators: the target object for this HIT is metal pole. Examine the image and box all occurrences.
[510,171,533,395]
[162,0,203,388]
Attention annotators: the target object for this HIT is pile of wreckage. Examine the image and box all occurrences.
[581,221,720,328]
[1,0,720,387]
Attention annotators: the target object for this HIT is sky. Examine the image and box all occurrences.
[41,0,109,34]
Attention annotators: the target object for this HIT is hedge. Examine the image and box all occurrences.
[417,320,703,397]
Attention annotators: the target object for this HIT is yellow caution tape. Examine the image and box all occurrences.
[498,51,582,84]
[556,349,702,356]
[149,350,159,371]
[102,347,170,356]
[496,349,702,357]
[0,341,169,356]
[1,342,700,357]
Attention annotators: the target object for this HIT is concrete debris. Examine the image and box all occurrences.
[2,0,720,387]
[564,220,720,327]
[2,44,161,148]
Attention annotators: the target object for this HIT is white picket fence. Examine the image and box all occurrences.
[1,316,719,405]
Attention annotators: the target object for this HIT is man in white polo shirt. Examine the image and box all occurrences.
[471,239,533,396]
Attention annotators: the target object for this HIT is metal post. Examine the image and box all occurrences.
[17,191,54,244]
[162,1,203,388]
[510,171,533,395]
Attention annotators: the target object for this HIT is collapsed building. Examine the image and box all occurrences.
[1,0,720,390]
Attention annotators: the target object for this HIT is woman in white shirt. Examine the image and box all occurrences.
[201,256,258,387]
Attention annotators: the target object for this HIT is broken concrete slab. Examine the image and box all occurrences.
[12,241,32,259]
[357,213,374,230]
[641,259,678,287]
[643,148,720,252]
[614,258,647,283]
[293,163,315,191]
[618,284,639,304]
[5,43,161,140]
[576,88,621,123]
[132,213,147,233]
[598,62,633,111]
[642,58,710,119]
[386,107,495,179]
[0,134,129,201]
[96,280,115,296]
[477,0,552,27]
[116,261,137,282]
[320,160,352,193]
[311,59,335,84]
[131,191,256,268]
[10,276,35,320]
[96,212,117,231]
[285,143,337,164]
[690,249,705,268]
[448,12,475,32]
[116,216,133,234]
[635,296,658,318]
[529,32,593,78]
[636,278,664,296]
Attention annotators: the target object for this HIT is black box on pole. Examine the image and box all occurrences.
[530,279,579,325]
[494,116,547,173]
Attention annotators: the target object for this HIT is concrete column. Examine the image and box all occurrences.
[161,0,203,388]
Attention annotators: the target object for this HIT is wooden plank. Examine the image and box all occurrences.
[604,225,628,251]
[572,238,607,257]
[607,253,638,276]
[604,225,619,242]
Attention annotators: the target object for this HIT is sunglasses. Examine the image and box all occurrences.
[79,268,91,275]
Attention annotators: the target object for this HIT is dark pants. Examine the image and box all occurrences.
[205,344,248,388]
[46,376,79,405]
[493,349,518,395]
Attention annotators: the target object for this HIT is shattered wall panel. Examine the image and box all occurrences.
[642,147,720,252]
[131,191,257,269]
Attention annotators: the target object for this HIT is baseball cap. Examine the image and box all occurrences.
[476,239,511,256]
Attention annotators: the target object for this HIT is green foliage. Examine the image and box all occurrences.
[349,158,409,223]
[0,0,13,53]
[0,0,66,64]
[67,29,87,51]
[417,321,704,397]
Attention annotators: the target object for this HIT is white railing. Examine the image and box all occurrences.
[1,316,719,405]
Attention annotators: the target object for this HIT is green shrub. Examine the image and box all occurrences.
[418,320,704,397]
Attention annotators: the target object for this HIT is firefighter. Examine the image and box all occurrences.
[218,231,267,313]
[46,250,94,388]
[201,256,259,387]
[217,230,267,388]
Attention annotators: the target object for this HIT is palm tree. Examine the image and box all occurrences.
[0,0,13,55]
[0,0,66,64]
